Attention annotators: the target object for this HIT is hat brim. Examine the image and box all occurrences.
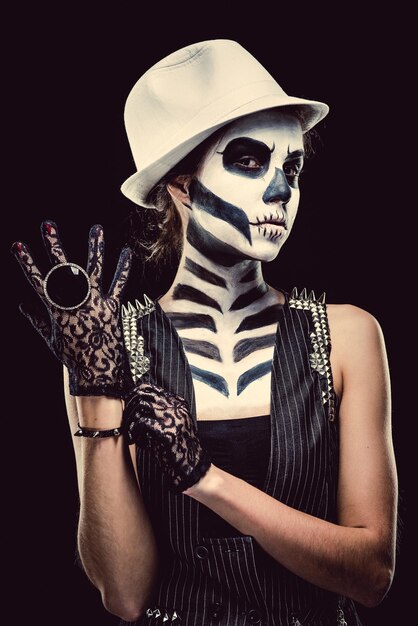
[121,89,329,208]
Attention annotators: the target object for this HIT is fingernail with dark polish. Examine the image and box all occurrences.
[11,241,24,254]
[43,222,53,235]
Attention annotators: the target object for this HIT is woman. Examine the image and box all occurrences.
[11,40,397,625]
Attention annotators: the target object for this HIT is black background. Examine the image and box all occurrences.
[4,4,414,625]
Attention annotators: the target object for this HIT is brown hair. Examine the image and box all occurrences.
[128,109,319,272]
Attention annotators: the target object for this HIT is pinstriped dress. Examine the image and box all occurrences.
[120,290,362,626]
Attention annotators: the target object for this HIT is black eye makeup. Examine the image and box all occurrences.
[217,137,273,178]
[283,151,304,188]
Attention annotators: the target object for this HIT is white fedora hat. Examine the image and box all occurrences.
[121,39,329,208]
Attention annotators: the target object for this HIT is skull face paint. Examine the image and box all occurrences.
[188,109,304,262]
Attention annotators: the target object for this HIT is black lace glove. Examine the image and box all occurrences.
[11,221,132,397]
[124,383,212,493]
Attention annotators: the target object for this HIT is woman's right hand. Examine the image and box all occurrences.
[123,382,212,493]
[11,220,132,398]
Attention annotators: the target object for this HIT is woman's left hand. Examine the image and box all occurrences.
[123,383,211,493]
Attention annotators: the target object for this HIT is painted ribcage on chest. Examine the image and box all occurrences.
[165,283,282,401]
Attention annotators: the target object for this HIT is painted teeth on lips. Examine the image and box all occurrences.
[250,215,287,229]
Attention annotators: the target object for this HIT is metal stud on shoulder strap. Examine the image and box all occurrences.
[289,286,326,309]
[121,294,155,322]
[122,294,156,384]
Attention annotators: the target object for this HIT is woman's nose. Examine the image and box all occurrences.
[262,168,291,204]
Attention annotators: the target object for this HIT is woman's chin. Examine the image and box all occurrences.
[242,239,284,263]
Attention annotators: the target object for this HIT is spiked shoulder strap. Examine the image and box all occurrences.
[289,288,336,421]
[121,294,156,385]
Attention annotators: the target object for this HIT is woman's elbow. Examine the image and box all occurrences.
[358,560,395,608]
[100,570,158,621]
[102,593,146,622]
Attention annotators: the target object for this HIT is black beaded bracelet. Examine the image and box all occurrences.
[73,423,123,438]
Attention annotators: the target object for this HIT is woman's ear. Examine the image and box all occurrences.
[167,175,192,206]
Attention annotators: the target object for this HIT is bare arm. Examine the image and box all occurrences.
[64,367,159,622]
[184,305,397,608]
[12,223,158,620]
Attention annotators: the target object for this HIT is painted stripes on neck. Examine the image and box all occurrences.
[165,312,217,333]
[173,284,223,313]
[229,284,268,311]
[235,304,283,333]
[240,267,258,283]
[185,257,227,289]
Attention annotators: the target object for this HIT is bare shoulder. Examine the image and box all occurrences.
[326,303,387,372]
[327,303,383,340]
